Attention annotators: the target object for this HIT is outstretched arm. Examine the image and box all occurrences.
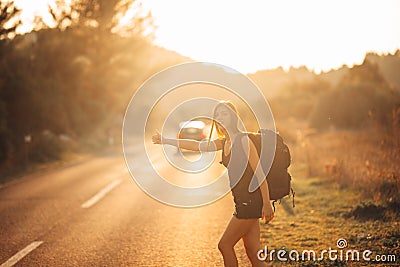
[241,135,274,224]
[152,131,223,152]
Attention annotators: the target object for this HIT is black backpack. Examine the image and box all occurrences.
[248,129,295,211]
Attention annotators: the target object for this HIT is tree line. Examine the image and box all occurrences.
[251,52,400,134]
[0,0,186,175]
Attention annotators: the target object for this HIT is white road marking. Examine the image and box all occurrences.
[81,179,122,209]
[0,241,43,267]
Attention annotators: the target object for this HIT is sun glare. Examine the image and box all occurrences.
[14,0,74,32]
[11,0,400,73]
[143,0,400,73]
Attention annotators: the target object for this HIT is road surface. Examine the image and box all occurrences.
[0,144,251,266]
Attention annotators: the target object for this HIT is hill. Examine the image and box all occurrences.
[247,49,400,100]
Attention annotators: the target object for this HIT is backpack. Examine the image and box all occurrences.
[248,129,295,211]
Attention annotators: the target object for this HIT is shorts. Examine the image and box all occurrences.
[233,198,263,219]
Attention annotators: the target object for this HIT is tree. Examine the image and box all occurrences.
[0,0,165,171]
[309,60,400,130]
[47,0,153,36]
[0,0,21,39]
[41,0,155,137]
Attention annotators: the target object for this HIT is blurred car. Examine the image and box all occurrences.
[177,120,207,152]
[178,120,207,141]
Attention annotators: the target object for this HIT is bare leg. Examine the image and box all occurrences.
[218,216,255,267]
[242,220,271,267]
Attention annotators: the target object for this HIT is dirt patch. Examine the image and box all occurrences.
[344,202,400,222]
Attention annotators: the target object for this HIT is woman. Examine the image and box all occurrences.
[152,101,274,267]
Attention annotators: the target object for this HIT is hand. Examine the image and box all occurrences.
[152,130,162,144]
[262,202,274,224]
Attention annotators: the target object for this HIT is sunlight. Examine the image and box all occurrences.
[142,0,400,73]
[14,0,73,33]
[115,1,145,28]
[11,0,400,73]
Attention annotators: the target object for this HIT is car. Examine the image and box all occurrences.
[178,120,207,141]
[177,120,207,152]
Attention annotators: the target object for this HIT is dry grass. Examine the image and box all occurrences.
[289,127,400,205]
[260,164,399,266]
[263,118,400,266]
[261,116,400,266]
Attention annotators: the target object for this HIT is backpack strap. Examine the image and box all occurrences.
[246,132,260,154]
[271,189,295,213]
[271,200,277,212]
[290,187,295,208]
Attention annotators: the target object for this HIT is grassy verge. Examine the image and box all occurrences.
[290,128,399,205]
[260,163,399,266]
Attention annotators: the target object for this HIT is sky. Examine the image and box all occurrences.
[13,0,400,74]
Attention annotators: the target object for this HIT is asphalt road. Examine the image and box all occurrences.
[0,145,251,266]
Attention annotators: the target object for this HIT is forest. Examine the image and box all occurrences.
[0,0,188,176]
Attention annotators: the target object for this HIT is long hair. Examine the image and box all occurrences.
[208,101,240,141]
